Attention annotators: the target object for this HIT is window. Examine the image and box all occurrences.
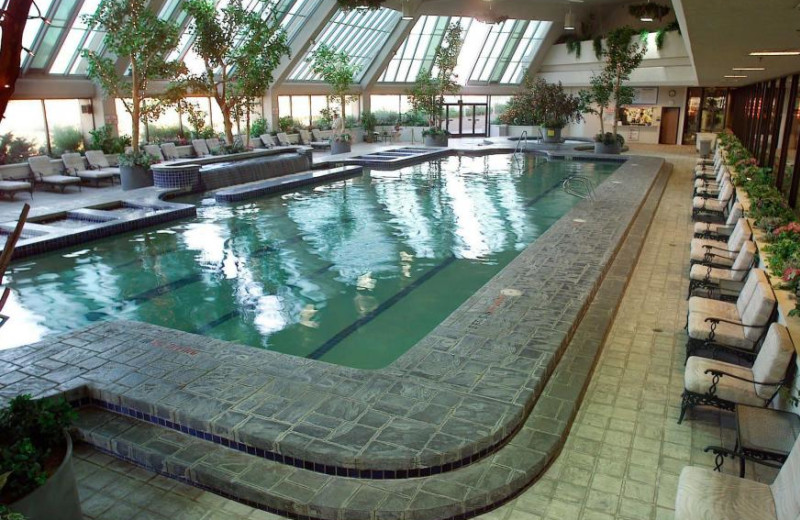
[0,100,47,152]
[288,7,401,82]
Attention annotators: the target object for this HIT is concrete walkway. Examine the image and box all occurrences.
[64,144,773,519]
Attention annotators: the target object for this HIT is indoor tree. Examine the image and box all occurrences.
[599,26,647,142]
[183,0,290,145]
[407,21,463,138]
[308,44,360,141]
[0,0,35,123]
[83,0,186,156]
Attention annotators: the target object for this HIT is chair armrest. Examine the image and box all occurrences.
[702,244,737,253]
[704,317,768,329]
[703,368,784,387]
[703,446,783,472]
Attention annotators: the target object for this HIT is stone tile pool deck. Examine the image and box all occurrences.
[1,152,668,518]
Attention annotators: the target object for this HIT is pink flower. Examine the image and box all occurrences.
[773,222,800,236]
[783,267,800,282]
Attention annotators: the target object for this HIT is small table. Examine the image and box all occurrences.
[736,404,800,477]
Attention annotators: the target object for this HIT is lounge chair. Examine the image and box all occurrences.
[675,419,800,520]
[192,139,211,156]
[160,143,179,161]
[687,241,756,301]
[692,180,735,222]
[298,129,330,150]
[686,269,776,362]
[694,163,728,193]
[205,138,222,153]
[143,144,165,163]
[84,150,121,179]
[276,132,291,146]
[0,170,33,199]
[27,156,81,192]
[694,170,730,198]
[679,322,793,423]
[690,218,751,268]
[248,137,262,149]
[61,153,116,186]
[694,202,743,240]
[259,134,276,148]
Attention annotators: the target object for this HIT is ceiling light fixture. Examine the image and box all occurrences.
[640,0,654,21]
[749,50,800,56]
[401,0,412,20]
[724,75,747,78]
[564,8,576,30]
[732,67,765,71]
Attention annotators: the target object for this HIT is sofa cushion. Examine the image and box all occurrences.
[675,466,775,520]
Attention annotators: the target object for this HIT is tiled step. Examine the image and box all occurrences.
[71,160,669,520]
[214,166,363,202]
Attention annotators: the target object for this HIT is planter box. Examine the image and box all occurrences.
[542,127,563,144]
[152,163,201,189]
[594,142,621,154]
[424,134,448,147]
[120,164,154,191]
[11,433,82,520]
[331,141,352,155]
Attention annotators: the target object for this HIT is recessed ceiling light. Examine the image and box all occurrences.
[749,50,800,56]
[724,75,748,78]
[732,67,765,71]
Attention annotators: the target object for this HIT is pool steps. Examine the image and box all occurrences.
[69,162,669,519]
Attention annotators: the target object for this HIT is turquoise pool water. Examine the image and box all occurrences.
[2,154,619,368]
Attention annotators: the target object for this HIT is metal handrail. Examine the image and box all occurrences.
[513,131,528,160]
[563,175,596,201]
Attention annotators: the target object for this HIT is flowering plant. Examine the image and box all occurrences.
[773,222,800,238]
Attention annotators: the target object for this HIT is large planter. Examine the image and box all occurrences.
[152,163,202,190]
[11,433,82,520]
[594,141,621,154]
[331,141,352,155]
[120,164,154,191]
[424,134,448,147]
[542,127,563,144]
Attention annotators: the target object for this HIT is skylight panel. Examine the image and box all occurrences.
[49,0,101,74]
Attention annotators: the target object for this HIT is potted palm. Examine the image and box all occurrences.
[408,22,463,147]
[83,0,186,190]
[309,45,360,154]
[0,395,80,520]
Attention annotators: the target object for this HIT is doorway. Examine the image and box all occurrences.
[444,102,488,137]
[659,107,680,144]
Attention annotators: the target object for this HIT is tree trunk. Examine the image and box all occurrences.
[131,62,140,154]
[340,95,346,135]
[222,105,234,145]
[0,0,34,124]
[612,71,622,140]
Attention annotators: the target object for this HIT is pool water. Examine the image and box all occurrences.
[2,155,619,369]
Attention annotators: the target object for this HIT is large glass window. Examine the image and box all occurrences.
[288,7,401,82]
[44,99,84,154]
[379,15,550,85]
[0,100,47,152]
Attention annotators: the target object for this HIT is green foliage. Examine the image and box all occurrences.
[249,117,268,137]
[565,37,582,59]
[146,125,183,143]
[51,126,84,156]
[407,22,464,131]
[335,0,384,9]
[593,36,603,60]
[628,2,671,20]
[0,133,36,165]
[212,141,246,155]
[371,110,399,126]
[278,116,299,132]
[579,71,614,135]
[594,132,625,146]
[83,0,186,153]
[308,44,360,134]
[360,111,377,135]
[500,76,582,129]
[0,505,25,520]
[401,109,429,127]
[88,124,130,154]
[183,0,290,144]
[118,150,159,168]
[0,395,76,503]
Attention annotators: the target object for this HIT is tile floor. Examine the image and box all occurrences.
[68,143,776,519]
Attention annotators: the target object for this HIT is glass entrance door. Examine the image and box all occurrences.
[444,103,488,137]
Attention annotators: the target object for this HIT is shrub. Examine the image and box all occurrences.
[250,117,268,137]
[88,125,131,154]
[372,110,400,126]
[51,126,84,156]
[0,395,76,503]
[401,109,428,126]
[147,124,183,143]
[278,116,299,132]
[0,133,36,165]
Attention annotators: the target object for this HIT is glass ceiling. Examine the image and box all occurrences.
[379,15,551,85]
[288,7,401,82]
[17,0,322,76]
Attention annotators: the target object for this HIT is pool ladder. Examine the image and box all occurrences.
[513,131,529,160]
[563,175,596,202]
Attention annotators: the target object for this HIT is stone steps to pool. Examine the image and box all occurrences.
[69,163,671,520]
[214,165,363,202]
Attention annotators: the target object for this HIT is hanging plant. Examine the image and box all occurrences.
[628,3,671,21]
[593,36,603,60]
[336,0,385,10]
[565,37,582,59]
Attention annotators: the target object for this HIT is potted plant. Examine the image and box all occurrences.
[579,72,623,153]
[407,22,463,147]
[514,77,582,143]
[83,0,186,190]
[0,395,80,520]
[309,45,360,154]
[594,132,625,154]
[361,111,377,142]
[118,150,159,190]
[597,27,648,151]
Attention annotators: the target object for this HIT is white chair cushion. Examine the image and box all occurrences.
[690,239,737,266]
[693,198,727,212]
[740,281,776,342]
[689,264,743,284]
[143,145,165,162]
[687,312,751,349]
[206,138,222,151]
[751,324,794,399]
[675,466,776,520]
[688,297,738,319]
[727,219,750,250]
[736,270,765,318]
[771,433,800,520]
[731,242,757,271]
[260,134,275,148]
[684,357,763,406]
[192,139,210,156]
[161,143,178,160]
[85,150,112,168]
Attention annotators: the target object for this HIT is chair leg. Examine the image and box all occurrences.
[678,392,691,424]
